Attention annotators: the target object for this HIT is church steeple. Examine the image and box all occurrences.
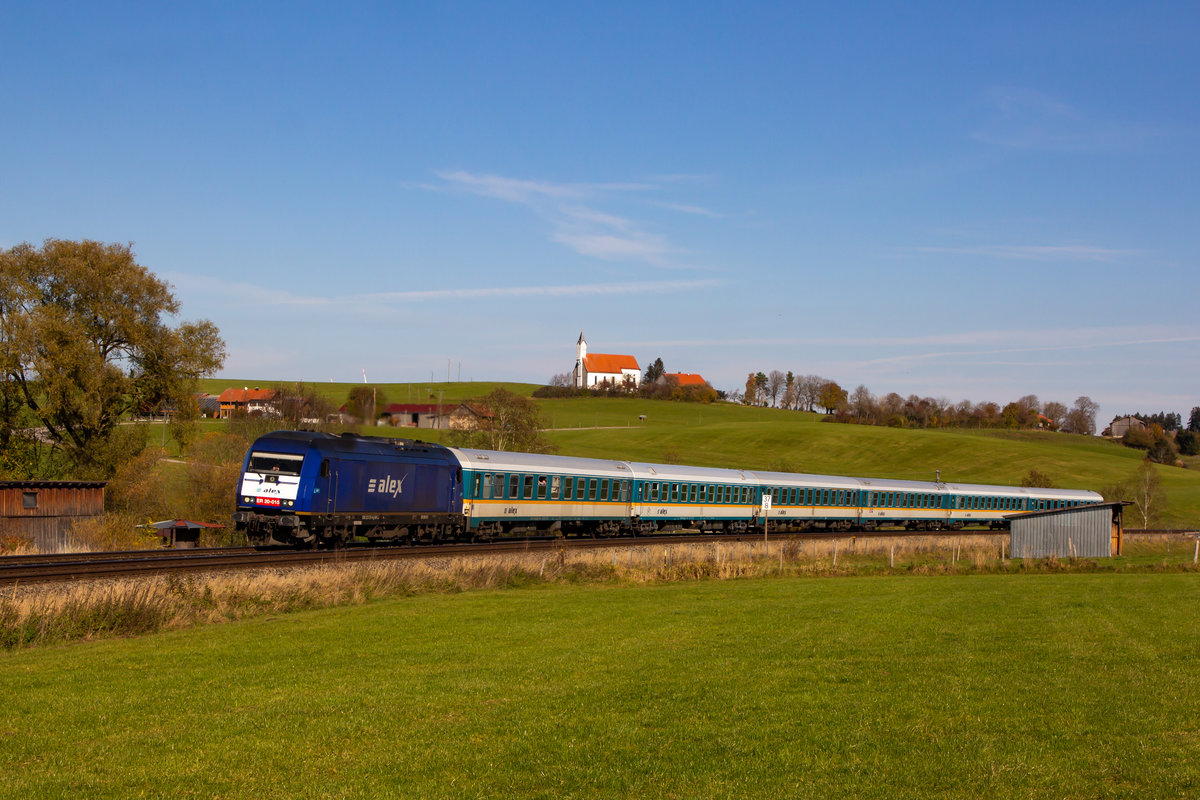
[574,332,587,387]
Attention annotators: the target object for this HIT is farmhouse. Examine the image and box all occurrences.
[658,372,708,388]
[572,332,641,389]
[217,387,279,419]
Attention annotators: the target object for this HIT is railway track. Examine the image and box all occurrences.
[1,528,1011,587]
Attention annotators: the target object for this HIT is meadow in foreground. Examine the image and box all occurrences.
[2,560,1198,799]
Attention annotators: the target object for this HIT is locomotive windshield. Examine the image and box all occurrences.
[248,451,305,475]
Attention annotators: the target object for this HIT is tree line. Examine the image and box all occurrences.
[732,371,1101,435]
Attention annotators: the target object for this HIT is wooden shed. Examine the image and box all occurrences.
[0,481,106,552]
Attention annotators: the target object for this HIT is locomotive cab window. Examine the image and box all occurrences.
[249,451,305,475]
[320,460,330,479]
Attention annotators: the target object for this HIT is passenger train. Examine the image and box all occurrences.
[232,431,1103,547]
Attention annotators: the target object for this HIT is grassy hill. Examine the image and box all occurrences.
[198,380,1200,525]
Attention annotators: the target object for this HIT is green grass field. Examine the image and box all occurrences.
[195,380,1200,525]
[3,572,1198,798]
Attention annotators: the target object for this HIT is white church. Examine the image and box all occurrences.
[572,332,641,389]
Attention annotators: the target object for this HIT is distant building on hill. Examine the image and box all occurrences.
[658,372,708,388]
[1109,416,1147,440]
[217,387,279,419]
[572,332,641,389]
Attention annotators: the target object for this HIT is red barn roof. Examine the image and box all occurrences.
[665,373,707,386]
[218,388,278,403]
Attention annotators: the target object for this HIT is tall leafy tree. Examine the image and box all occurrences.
[450,388,553,453]
[0,239,225,477]
[1189,406,1200,433]
[1063,396,1100,436]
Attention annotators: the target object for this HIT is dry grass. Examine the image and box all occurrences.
[3,533,1196,651]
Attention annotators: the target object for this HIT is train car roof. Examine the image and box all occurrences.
[938,481,1101,499]
[625,461,755,484]
[749,470,864,489]
[448,448,634,478]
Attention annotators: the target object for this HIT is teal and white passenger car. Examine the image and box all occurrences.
[451,447,1101,537]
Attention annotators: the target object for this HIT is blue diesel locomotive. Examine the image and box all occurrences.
[234,431,1103,547]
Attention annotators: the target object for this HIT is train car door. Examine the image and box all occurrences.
[319,458,337,514]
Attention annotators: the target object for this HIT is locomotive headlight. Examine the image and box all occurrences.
[285,500,293,507]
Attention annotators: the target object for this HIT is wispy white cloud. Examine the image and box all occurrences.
[972,87,1166,152]
[623,325,1200,355]
[906,244,1140,262]
[430,170,720,267]
[366,278,723,302]
[649,200,727,218]
[171,272,723,308]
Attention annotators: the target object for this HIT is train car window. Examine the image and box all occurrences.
[588,479,598,501]
[508,474,519,499]
[536,476,547,500]
[521,475,533,500]
[564,477,574,499]
[550,476,561,500]
[598,479,608,501]
[481,473,492,499]
[620,481,630,502]
[471,474,481,498]
[668,484,677,502]
[320,459,330,479]
[689,485,697,503]
[491,473,503,499]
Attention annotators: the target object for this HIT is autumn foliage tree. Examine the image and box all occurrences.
[450,389,554,453]
[0,239,225,477]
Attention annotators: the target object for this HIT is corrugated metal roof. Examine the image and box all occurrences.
[0,480,107,489]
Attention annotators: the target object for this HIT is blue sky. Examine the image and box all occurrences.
[3,2,1198,426]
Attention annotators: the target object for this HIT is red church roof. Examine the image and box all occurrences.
[583,353,639,373]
